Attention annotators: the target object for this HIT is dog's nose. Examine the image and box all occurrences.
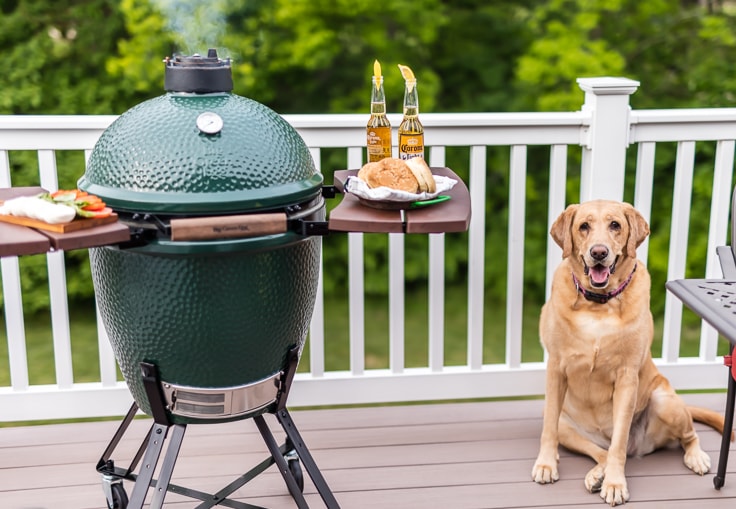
[590,244,609,261]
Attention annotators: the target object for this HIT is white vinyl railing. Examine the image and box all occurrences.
[1,77,735,422]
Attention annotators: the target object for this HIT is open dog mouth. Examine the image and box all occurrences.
[583,257,618,288]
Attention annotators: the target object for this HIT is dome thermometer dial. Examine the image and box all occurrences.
[196,112,223,134]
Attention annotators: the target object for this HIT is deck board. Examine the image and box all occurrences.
[2,393,736,508]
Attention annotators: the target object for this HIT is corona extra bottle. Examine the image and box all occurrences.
[366,60,392,162]
[397,64,424,160]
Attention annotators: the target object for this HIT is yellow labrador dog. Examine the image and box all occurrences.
[532,200,725,506]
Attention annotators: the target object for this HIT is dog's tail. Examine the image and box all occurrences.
[689,406,734,441]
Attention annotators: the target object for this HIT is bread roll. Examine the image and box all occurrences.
[357,162,382,183]
[405,157,436,193]
[357,158,419,193]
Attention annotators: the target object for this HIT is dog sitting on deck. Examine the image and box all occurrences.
[531,200,726,506]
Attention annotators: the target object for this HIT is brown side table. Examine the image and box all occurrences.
[0,187,130,257]
[328,167,471,234]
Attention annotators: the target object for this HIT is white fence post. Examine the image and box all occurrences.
[578,77,640,202]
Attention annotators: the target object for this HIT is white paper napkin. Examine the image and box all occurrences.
[345,175,457,203]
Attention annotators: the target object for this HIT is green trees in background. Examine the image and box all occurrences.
[2,0,736,314]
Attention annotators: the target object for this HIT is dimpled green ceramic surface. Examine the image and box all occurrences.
[90,238,319,424]
[79,93,322,214]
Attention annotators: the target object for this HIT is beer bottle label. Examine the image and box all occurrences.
[399,134,424,160]
[366,126,392,162]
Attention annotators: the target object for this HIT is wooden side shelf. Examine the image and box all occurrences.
[328,167,471,234]
[0,187,130,257]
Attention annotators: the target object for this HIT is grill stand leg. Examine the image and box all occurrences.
[271,346,341,508]
[97,352,340,508]
[127,422,185,508]
[148,424,186,507]
[255,415,310,508]
[276,408,341,508]
[715,346,736,490]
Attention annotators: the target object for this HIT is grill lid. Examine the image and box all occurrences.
[78,49,322,215]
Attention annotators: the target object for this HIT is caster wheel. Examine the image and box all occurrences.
[107,482,129,509]
[288,457,304,492]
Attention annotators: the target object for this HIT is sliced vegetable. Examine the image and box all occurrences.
[82,201,106,211]
[37,189,112,220]
[50,190,78,202]
[80,207,113,219]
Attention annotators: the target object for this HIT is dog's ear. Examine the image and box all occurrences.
[550,204,577,258]
[623,204,650,258]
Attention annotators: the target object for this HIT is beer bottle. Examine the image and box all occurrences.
[366,60,392,162]
[397,64,424,161]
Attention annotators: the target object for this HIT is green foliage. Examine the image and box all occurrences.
[0,0,141,114]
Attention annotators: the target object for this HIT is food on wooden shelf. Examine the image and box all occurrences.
[405,157,436,193]
[0,189,113,224]
[43,189,113,219]
[0,196,76,224]
[358,158,419,193]
[357,157,435,194]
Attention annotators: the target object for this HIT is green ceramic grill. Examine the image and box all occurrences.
[79,50,324,424]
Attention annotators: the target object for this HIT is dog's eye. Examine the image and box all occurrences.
[579,222,589,232]
[610,221,621,231]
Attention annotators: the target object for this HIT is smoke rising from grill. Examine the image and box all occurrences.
[152,0,230,58]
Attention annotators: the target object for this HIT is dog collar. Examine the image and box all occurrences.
[571,263,637,304]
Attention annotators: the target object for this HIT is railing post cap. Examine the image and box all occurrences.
[577,77,640,96]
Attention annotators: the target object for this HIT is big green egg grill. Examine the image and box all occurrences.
[79,50,326,426]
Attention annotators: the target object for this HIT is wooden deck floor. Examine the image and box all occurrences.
[2,393,736,508]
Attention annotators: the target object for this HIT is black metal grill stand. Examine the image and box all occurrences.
[97,347,340,508]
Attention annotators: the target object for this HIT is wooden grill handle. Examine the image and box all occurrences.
[170,212,287,241]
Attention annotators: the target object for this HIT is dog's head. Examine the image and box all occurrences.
[550,200,650,289]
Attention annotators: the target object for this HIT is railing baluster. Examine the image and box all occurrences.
[0,150,10,187]
[347,147,365,375]
[389,233,405,373]
[38,150,74,388]
[0,150,30,392]
[467,146,486,370]
[545,145,567,301]
[506,146,527,368]
[634,142,656,262]
[2,257,29,391]
[662,141,696,363]
[428,146,447,372]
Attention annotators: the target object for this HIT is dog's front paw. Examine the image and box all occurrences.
[684,447,711,475]
[532,453,559,484]
[600,477,629,506]
[584,464,605,493]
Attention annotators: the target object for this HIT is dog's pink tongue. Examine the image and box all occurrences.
[590,265,610,284]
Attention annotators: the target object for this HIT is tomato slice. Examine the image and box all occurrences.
[89,207,113,219]
[82,201,106,211]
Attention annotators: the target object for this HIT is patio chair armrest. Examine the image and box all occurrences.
[717,246,736,279]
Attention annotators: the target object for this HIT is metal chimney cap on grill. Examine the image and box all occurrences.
[164,48,233,93]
